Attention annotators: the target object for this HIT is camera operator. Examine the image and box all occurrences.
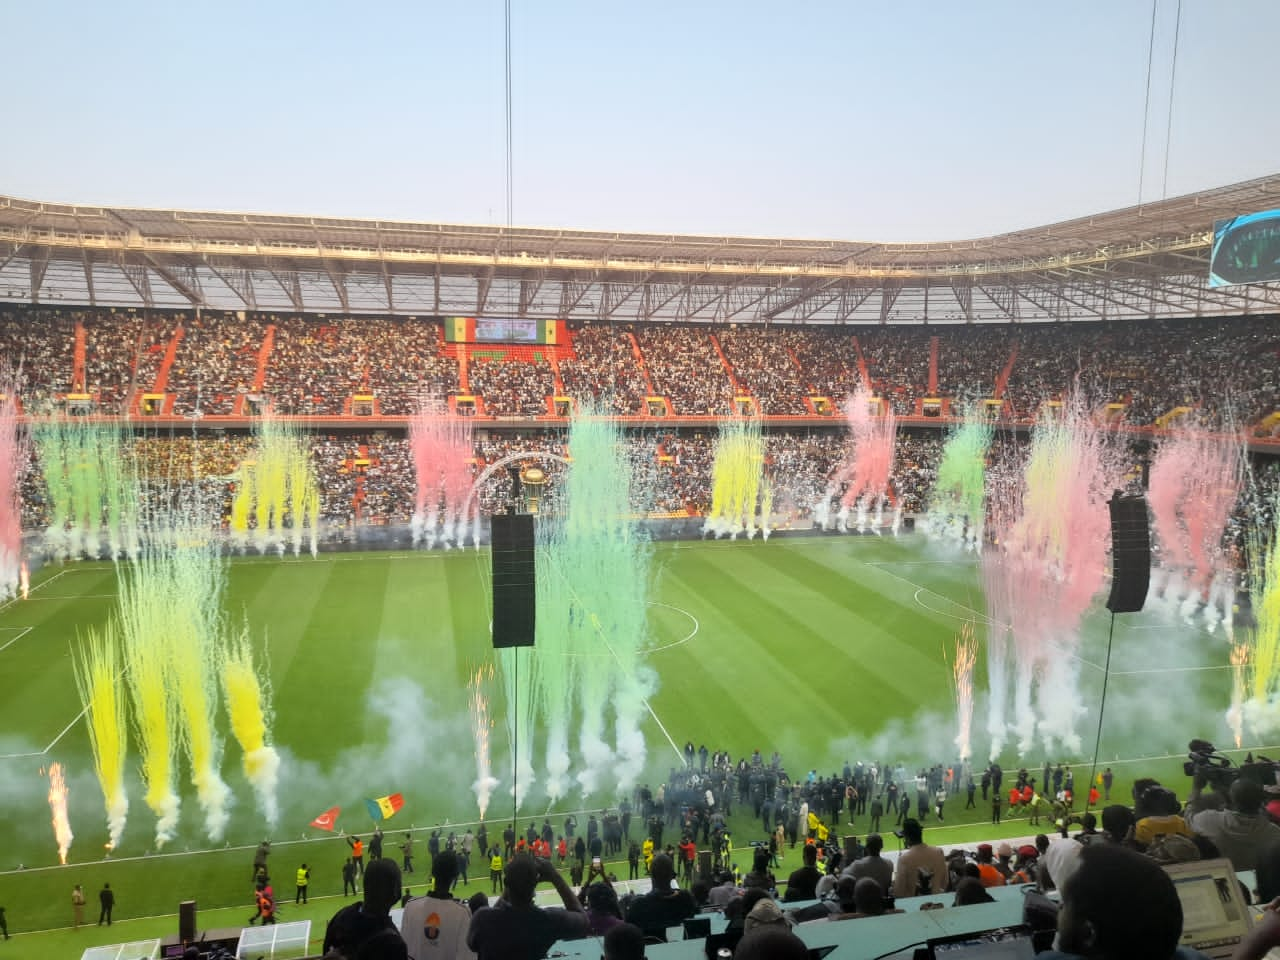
[1187,773,1280,872]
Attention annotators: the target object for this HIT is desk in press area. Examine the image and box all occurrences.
[546,886,1030,960]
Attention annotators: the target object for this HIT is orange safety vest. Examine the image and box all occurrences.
[352,839,364,857]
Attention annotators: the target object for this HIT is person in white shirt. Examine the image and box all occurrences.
[401,849,476,959]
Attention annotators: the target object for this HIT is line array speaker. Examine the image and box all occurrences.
[491,514,536,648]
[1106,493,1151,614]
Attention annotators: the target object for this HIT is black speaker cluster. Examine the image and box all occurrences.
[1106,493,1151,614]
[491,515,536,648]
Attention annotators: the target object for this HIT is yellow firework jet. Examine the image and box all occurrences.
[223,621,280,828]
[72,622,129,849]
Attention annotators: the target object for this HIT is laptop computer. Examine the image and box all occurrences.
[926,924,1037,960]
[1163,858,1254,960]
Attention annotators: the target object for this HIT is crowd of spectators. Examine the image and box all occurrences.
[637,326,735,416]
[467,354,555,417]
[3,307,1280,430]
[560,322,651,415]
[717,328,810,415]
[169,313,268,416]
[857,327,934,415]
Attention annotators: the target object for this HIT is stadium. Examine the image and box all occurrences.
[1,172,1279,957]
[5,4,1280,959]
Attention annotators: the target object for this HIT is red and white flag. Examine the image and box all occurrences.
[310,806,341,832]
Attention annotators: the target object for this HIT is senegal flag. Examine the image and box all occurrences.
[366,793,405,822]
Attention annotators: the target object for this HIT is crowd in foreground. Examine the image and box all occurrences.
[292,759,1280,960]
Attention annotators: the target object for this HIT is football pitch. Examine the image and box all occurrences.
[0,533,1253,949]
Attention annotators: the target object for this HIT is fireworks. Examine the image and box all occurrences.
[826,383,898,533]
[703,416,767,539]
[1228,644,1249,749]
[1147,431,1242,629]
[118,551,181,847]
[925,407,993,552]
[410,401,477,548]
[73,621,130,849]
[1244,495,1280,738]
[468,663,499,819]
[46,762,73,864]
[229,418,320,556]
[983,393,1119,756]
[33,420,138,560]
[222,621,281,829]
[948,623,978,762]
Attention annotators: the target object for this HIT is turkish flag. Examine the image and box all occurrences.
[310,806,341,832]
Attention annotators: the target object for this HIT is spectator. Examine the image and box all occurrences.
[602,923,646,960]
[735,926,809,960]
[624,854,696,942]
[323,859,405,959]
[891,818,948,898]
[1036,844,1200,960]
[1187,778,1280,872]
[400,849,473,960]
[466,854,589,960]
[843,833,893,893]
[782,844,822,902]
[953,878,996,906]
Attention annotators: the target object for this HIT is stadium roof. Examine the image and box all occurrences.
[1,174,1278,322]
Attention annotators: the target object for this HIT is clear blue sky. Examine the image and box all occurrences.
[2,0,1276,240]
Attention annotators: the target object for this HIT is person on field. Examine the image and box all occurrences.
[98,883,115,925]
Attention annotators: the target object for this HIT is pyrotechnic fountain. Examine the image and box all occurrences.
[492,406,658,807]
[0,390,24,598]
[166,527,233,841]
[948,623,978,763]
[117,550,182,847]
[983,396,1119,756]
[1147,430,1242,630]
[34,420,138,559]
[468,663,500,819]
[1228,643,1249,748]
[924,408,993,552]
[73,621,130,850]
[229,418,320,556]
[411,401,476,547]
[1244,500,1280,738]
[703,416,770,539]
[825,384,899,533]
[46,762,73,864]
[222,621,281,829]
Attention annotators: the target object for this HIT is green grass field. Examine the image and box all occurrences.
[0,534,1260,957]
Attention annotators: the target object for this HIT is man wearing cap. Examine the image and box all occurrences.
[891,819,947,898]
[974,844,1006,887]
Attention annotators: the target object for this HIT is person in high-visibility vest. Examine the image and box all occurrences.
[295,864,310,905]
[490,848,504,894]
[641,837,654,872]
[346,835,365,877]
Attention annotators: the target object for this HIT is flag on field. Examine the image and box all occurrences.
[310,806,341,832]
[366,793,405,822]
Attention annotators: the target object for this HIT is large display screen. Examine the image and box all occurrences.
[444,317,564,345]
[474,317,539,343]
[1209,208,1280,287]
